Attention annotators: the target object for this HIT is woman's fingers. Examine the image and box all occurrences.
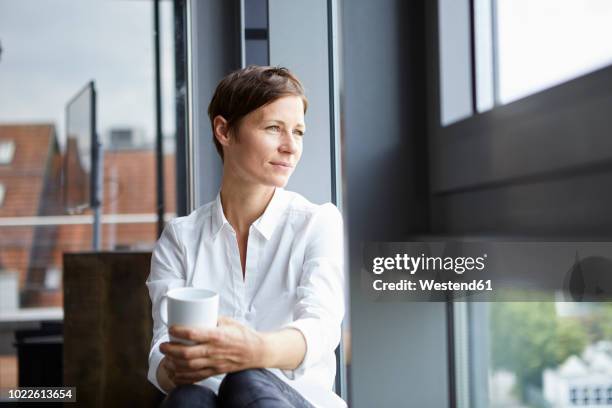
[160,342,212,359]
[165,355,236,381]
[168,317,249,348]
[169,316,240,344]
[170,356,220,371]
[169,325,224,344]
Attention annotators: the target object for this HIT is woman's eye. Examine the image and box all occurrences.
[293,130,305,136]
[267,125,281,132]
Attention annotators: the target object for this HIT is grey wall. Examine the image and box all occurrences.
[268,0,333,204]
[341,0,450,407]
[191,0,241,208]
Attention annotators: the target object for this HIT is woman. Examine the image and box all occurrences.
[146,66,346,408]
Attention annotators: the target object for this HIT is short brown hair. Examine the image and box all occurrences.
[207,65,308,160]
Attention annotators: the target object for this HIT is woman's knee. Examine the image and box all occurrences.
[220,369,266,393]
[218,369,273,406]
[161,384,218,408]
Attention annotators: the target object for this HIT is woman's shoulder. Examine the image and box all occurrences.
[164,200,216,234]
[282,190,343,247]
[283,189,343,223]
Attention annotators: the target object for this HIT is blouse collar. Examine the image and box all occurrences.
[211,187,287,241]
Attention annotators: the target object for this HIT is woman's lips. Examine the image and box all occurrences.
[270,162,293,171]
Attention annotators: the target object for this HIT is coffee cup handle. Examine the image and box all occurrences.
[159,294,168,326]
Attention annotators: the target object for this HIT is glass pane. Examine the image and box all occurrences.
[438,0,474,125]
[488,301,612,407]
[474,0,495,112]
[0,0,176,390]
[496,0,612,104]
[245,0,269,66]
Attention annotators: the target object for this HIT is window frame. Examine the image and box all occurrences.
[427,0,612,195]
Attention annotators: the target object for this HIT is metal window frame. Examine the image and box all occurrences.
[173,0,193,216]
[326,0,347,399]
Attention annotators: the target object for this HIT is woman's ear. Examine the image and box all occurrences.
[213,115,232,147]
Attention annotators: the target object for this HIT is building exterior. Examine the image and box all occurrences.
[544,341,612,407]
[0,123,175,309]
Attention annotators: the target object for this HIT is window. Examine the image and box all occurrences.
[462,302,612,408]
[569,387,578,404]
[495,0,612,104]
[594,387,602,404]
[0,0,178,391]
[437,0,612,125]
[44,267,61,290]
[0,140,15,164]
[0,0,177,307]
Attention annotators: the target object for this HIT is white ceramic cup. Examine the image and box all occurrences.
[159,287,219,345]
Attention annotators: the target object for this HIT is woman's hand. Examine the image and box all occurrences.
[159,316,267,385]
[156,356,177,393]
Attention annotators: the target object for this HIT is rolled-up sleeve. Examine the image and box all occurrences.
[282,203,345,379]
[145,220,186,393]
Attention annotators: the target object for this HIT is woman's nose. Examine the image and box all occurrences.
[279,131,299,153]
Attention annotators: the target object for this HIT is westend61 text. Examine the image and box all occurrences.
[373,279,493,291]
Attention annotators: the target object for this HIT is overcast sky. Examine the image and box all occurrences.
[0,0,175,150]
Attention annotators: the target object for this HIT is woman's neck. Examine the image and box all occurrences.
[219,177,276,236]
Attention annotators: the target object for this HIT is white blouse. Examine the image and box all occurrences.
[146,187,346,408]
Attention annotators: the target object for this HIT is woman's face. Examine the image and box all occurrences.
[223,95,305,188]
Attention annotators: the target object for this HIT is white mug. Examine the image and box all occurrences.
[159,287,219,345]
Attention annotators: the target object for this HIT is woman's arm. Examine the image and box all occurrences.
[146,220,187,393]
[260,328,307,370]
[279,203,345,378]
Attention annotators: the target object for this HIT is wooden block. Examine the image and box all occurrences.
[63,252,163,408]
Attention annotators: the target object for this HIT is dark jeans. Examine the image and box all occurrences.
[160,368,315,408]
